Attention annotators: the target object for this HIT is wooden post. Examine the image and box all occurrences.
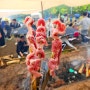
[41,1,44,18]
[41,70,50,90]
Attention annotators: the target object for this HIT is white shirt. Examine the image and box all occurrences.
[77,17,90,30]
[46,22,53,31]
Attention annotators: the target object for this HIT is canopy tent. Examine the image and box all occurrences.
[62,0,90,7]
[0,0,90,17]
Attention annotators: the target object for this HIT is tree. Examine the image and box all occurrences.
[50,7,58,15]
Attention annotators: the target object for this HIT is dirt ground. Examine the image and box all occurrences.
[55,79,90,90]
[0,37,17,57]
[0,38,90,90]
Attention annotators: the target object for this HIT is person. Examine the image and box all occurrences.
[16,36,29,58]
[1,20,6,29]
[64,14,68,23]
[70,15,73,22]
[0,24,6,47]
[66,23,77,37]
[76,12,90,43]
[46,18,53,37]
[72,20,79,30]
[60,15,64,23]
[32,20,37,31]
[10,19,21,45]
[4,21,12,39]
[10,19,21,29]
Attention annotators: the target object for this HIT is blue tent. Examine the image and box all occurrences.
[74,14,80,19]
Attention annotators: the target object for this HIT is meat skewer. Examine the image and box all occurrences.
[24,17,66,89]
[48,20,66,76]
[25,17,47,90]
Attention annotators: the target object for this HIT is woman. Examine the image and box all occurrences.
[0,25,6,47]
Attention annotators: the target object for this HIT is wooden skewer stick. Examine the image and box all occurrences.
[29,47,37,90]
[41,70,50,90]
[78,64,84,73]
[32,77,37,90]
[86,64,89,77]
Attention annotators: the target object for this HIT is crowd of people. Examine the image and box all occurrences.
[0,11,90,58]
[0,19,21,47]
[0,19,22,57]
[60,12,90,43]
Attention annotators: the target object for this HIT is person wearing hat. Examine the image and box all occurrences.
[4,21,12,39]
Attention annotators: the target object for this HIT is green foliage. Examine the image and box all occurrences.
[73,5,89,14]
[9,4,90,21]
[60,8,68,14]
[58,5,70,14]
[49,5,70,15]
[50,7,58,15]
[44,4,90,16]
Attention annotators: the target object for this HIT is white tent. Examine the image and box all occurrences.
[0,0,90,17]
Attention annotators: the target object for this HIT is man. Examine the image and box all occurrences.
[64,14,68,23]
[46,18,53,37]
[77,12,90,43]
[10,19,21,45]
[0,25,6,47]
[16,36,29,58]
[10,19,21,29]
